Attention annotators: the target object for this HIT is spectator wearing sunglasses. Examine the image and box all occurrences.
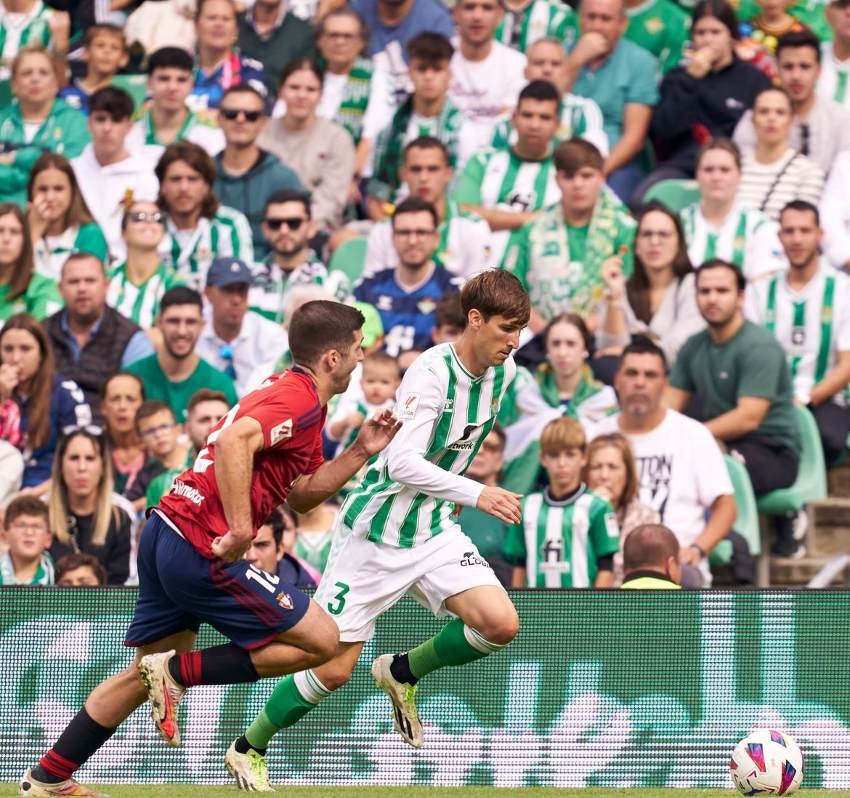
[107,201,185,332]
[47,425,132,585]
[213,85,303,262]
[250,190,347,324]
[195,256,287,396]
[70,86,161,262]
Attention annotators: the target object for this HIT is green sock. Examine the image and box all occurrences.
[407,619,505,680]
[245,670,331,750]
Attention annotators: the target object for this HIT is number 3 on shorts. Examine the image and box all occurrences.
[326,581,349,616]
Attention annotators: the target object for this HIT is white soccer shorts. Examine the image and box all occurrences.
[313,525,505,642]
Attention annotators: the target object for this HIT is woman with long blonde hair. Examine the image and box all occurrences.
[47,426,131,584]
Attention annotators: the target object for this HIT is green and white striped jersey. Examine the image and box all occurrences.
[160,207,253,291]
[494,0,577,53]
[680,202,785,281]
[340,343,515,548]
[0,0,52,80]
[819,42,850,109]
[453,146,560,264]
[490,94,608,155]
[504,486,619,588]
[107,261,185,328]
[746,262,850,406]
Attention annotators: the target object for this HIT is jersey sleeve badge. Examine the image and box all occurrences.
[270,418,293,445]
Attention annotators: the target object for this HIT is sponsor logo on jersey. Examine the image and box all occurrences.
[401,393,420,419]
[171,480,205,505]
[459,551,491,568]
[605,512,620,539]
[276,591,294,610]
[270,418,293,445]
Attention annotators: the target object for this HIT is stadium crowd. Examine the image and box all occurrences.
[0,0,849,590]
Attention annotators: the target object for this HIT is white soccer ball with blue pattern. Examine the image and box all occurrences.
[730,729,803,795]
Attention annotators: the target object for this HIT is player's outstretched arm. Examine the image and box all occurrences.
[211,416,265,562]
[288,408,402,513]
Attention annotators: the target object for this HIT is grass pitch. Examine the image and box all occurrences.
[0,792,708,797]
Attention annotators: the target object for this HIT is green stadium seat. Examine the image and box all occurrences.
[643,179,701,213]
[112,74,148,112]
[328,236,367,284]
[756,404,827,515]
[710,454,762,567]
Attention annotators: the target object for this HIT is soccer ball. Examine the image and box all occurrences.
[730,729,804,795]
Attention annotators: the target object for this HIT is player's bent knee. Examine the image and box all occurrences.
[314,657,356,691]
[475,607,520,647]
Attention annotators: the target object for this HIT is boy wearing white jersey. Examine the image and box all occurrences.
[225,270,530,790]
[505,416,619,588]
[746,200,850,465]
[680,139,785,282]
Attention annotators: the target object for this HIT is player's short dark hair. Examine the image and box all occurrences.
[187,388,229,415]
[554,138,604,175]
[159,286,204,315]
[517,79,560,107]
[392,196,439,230]
[403,136,450,166]
[220,83,267,108]
[264,189,312,219]
[55,552,107,585]
[88,86,134,120]
[622,523,680,573]
[135,400,175,434]
[776,29,821,62]
[4,495,49,529]
[696,258,746,292]
[147,46,194,75]
[620,338,668,372]
[288,301,365,367]
[780,199,820,227]
[435,292,466,331]
[461,269,531,327]
[406,32,453,64]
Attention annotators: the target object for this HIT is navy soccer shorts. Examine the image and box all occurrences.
[125,513,310,650]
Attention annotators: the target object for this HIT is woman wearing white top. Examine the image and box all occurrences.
[597,202,704,365]
[680,138,785,282]
[738,87,824,220]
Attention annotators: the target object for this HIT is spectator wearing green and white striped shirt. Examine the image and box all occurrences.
[107,200,184,330]
[504,416,619,588]
[156,140,254,292]
[817,2,850,109]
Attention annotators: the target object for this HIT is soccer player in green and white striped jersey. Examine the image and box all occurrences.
[107,201,184,329]
[746,200,850,465]
[226,270,531,789]
[156,140,253,291]
[504,416,619,588]
[453,80,562,265]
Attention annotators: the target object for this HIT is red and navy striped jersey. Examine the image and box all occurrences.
[158,367,325,558]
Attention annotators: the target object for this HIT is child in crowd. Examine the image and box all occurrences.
[504,417,620,588]
[55,552,106,586]
[132,400,189,512]
[327,351,401,456]
[0,494,53,585]
[59,25,136,114]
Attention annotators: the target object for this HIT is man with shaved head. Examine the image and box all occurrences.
[620,523,682,589]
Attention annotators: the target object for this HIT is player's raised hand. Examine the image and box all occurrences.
[477,486,522,525]
[352,408,402,457]
[211,530,253,563]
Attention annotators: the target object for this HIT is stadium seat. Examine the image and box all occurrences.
[643,179,701,212]
[112,74,148,111]
[328,236,367,284]
[756,404,827,515]
[710,454,761,567]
